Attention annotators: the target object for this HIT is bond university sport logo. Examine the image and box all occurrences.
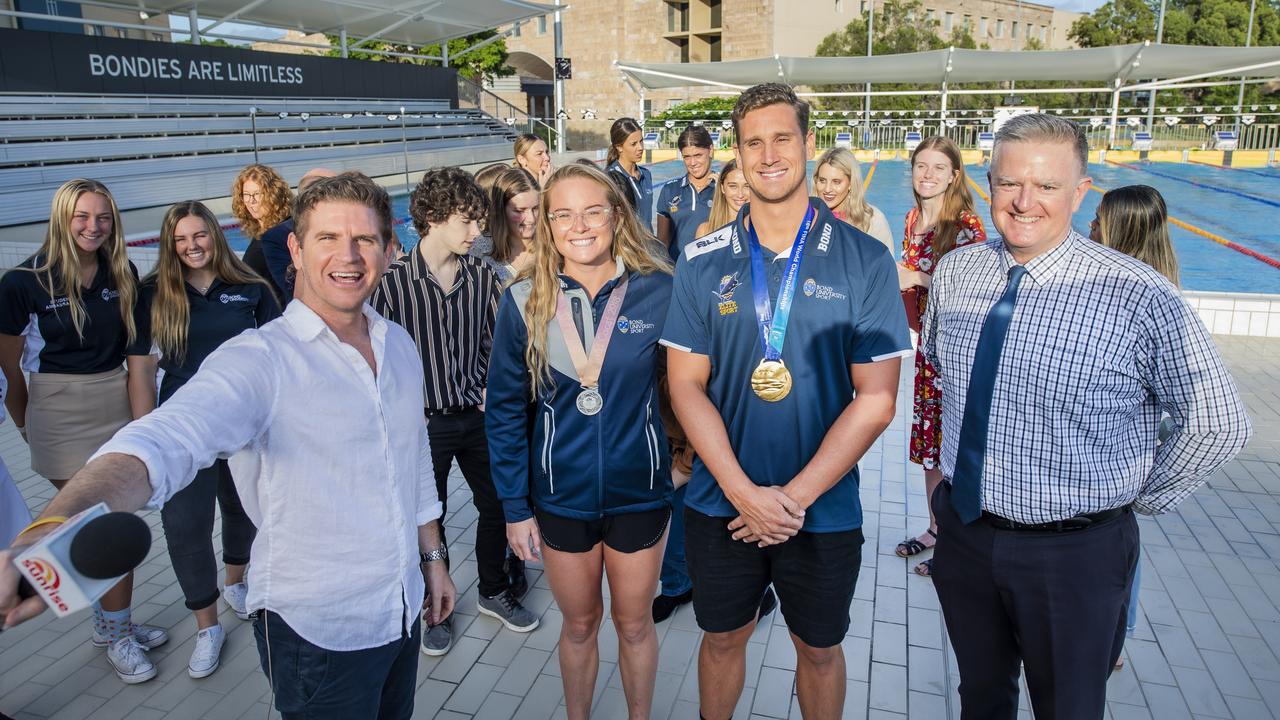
[220,293,251,304]
[22,558,70,613]
[802,277,847,301]
[617,316,655,335]
[714,272,740,316]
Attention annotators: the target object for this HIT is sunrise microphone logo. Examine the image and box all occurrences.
[21,558,70,613]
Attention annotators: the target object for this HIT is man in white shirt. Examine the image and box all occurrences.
[0,173,456,720]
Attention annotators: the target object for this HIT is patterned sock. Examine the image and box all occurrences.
[99,608,132,643]
[91,604,108,639]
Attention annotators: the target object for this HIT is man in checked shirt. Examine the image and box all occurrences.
[921,113,1251,719]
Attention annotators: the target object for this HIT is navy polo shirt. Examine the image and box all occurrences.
[607,161,654,233]
[134,277,281,402]
[656,175,717,263]
[660,199,912,532]
[0,254,141,374]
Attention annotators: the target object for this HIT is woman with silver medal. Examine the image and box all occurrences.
[485,163,676,720]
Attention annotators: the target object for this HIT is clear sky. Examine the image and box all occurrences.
[1045,0,1109,11]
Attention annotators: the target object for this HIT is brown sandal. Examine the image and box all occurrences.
[914,558,933,577]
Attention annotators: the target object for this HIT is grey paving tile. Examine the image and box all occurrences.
[443,661,504,714]
[868,662,906,714]
[752,666,794,718]
[1169,666,1232,718]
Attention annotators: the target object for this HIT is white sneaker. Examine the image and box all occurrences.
[223,583,251,620]
[188,625,226,679]
[106,636,157,684]
[91,623,169,650]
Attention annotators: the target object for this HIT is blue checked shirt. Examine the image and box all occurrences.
[921,230,1251,523]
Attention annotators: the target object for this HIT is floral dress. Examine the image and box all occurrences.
[904,207,986,469]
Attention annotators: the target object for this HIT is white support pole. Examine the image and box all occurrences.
[864,0,874,147]
[442,43,449,68]
[1238,0,1258,113]
[340,28,348,58]
[1108,80,1122,149]
[1145,0,1167,131]
[554,0,565,153]
[188,9,200,45]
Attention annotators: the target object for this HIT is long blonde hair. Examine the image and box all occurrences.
[910,136,976,258]
[231,164,292,240]
[1097,185,1180,287]
[146,201,272,363]
[521,163,671,396]
[703,160,743,232]
[814,148,874,232]
[488,167,540,264]
[28,179,136,344]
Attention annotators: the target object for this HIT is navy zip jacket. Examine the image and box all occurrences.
[487,260,674,523]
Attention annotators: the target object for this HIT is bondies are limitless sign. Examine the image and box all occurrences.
[0,27,458,101]
[89,52,306,85]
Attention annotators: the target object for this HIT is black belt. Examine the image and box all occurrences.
[980,505,1130,532]
[425,405,477,417]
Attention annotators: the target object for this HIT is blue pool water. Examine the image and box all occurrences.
[224,159,1280,294]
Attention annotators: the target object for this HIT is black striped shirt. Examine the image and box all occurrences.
[370,249,500,412]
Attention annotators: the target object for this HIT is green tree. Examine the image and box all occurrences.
[325,30,514,83]
[649,96,737,121]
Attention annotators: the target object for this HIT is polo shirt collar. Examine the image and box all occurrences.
[999,228,1081,286]
[558,257,626,292]
[731,197,837,259]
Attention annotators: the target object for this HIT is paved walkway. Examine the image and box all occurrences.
[1,335,1278,720]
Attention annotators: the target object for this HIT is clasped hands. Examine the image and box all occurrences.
[727,484,805,547]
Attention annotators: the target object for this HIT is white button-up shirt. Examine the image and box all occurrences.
[92,301,441,651]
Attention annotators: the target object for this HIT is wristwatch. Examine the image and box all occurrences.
[420,547,448,563]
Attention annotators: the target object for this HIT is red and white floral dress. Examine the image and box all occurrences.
[904,207,986,469]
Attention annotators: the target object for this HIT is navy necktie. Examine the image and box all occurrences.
[950,264,1028,524]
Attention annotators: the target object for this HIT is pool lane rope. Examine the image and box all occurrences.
[965,173,1280,272]
[1188,159,1280,181]
[1106,159,1280,209]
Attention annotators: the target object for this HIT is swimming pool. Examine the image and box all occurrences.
[224,158,1280,294]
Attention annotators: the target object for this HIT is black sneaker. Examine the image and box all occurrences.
[652,590,693,623]
[505,553,529,600]
[757,587,777,620]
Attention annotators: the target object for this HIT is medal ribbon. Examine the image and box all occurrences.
[554,274,630,389]
[747,205,817,362]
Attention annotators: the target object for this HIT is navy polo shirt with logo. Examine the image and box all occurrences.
[656,175,717,263]
[0,254,141,374]
[133,277,281,402]
[607,161,655,234]
[659,199,912,532]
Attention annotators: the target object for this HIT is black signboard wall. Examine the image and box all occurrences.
[0,28,459,103]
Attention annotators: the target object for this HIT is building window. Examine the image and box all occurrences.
[710,35,721,61]
[115,27,127,37]
[668,2,689,33]
[996,19,1004,37]
[151,32,163,41]
[710,0,721,28]
[538,15,546,34]
[1040,26,1047,42]
[979,17,987,37]
[964,15,972,31]
[944,11,953,32]
[835,0,843,11]
[513,22,521,37]
[1011,21,1018,39]
[926,9,934,22]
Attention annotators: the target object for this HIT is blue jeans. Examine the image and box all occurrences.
[659,484,693,597]
[254,611,420,720]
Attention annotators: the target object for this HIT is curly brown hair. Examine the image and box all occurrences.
[409,166,488,239]
[231,164,292,239]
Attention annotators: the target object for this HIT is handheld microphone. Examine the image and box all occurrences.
[13,505,151,616]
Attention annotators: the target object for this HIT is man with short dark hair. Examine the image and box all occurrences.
[924,113,1251,717]
[0,173,457,720]
[371,167,538,658]
[662,83,910,720]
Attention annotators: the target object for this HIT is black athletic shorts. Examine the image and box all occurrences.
[535,506,671,554]
[684,507,864,648]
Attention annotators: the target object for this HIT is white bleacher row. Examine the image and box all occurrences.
[0,94,517,227]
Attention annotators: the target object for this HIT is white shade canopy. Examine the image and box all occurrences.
[143,0,556,45]
[616,43,1280,91]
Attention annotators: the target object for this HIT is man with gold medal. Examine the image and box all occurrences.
[660,83,911,720]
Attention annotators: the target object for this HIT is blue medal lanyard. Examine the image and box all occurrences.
[747,205,817,362]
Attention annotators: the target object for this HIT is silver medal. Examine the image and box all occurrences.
[576,387,603,416]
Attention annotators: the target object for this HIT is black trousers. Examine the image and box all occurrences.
[426,407,507,598]
[931,482,1138,720]
[160,459,256,611]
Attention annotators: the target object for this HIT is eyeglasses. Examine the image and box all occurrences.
[548,207,612,231]
[241,192,263,203]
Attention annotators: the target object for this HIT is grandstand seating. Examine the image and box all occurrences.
[0,95,517,227]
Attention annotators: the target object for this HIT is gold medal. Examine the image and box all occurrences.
[750,359,792,402]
